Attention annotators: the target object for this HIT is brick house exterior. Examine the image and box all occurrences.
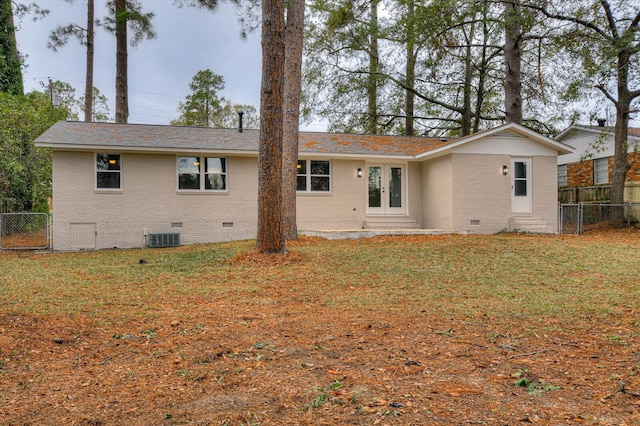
[35,121,572,250]
[556,125,640,203]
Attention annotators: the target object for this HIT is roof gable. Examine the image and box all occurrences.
[415,122,573,159]
[556,124,640,143]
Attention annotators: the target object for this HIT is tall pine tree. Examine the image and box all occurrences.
[0,0,23,95]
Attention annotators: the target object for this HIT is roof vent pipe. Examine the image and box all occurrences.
[597,118,607,127]
[238,111,244,133]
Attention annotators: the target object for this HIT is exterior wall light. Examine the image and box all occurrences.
[502,165,509,176]
[357,168,363,178]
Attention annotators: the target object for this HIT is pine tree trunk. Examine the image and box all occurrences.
[367,0,379,134]
[257,0,286,253]
[115,0,128,123]
[282,0,305,241]
[462,30,473,136]
[84,0,94,122]
[504,0,522,124]
[405,0,415,136]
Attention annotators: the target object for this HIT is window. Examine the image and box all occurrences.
[178,156,226,191]
[514,161,527,196]
[96,154,121,189]
[594,158,609,184]
[558,165,567,187]
[297,160,330,192]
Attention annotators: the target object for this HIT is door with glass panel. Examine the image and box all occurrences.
[511,158,531,213]
[367,164,405,215]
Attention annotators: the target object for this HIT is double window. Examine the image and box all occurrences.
[297,160,330,192]
[96,154,121,189]
[178,156,227,191]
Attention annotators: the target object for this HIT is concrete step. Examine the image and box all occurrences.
[363,218,419,229]
[508,215,555,233]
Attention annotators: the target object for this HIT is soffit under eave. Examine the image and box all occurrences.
[36,143,419,161]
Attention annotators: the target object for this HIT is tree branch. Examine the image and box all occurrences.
[520,2,613,41]
[596,84,617,104]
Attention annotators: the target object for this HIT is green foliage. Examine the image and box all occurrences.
[172,69,259,129]
[512,368,560,396]
[0,91,67,212]
[303,0,595,136]
[79,87,111,122]
[537,1,640,117]
[99,0,156,46]
[46,81,111,122]
[50,81,80,120]
[0,0,23,95]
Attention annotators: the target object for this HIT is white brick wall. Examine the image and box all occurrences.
[297,159,366,230]
[421,156,453,229]
[53,154,400,249]
[532,156,559,231]
[52,152,258,250]
[452,153,512,233]
[50,149,560,250]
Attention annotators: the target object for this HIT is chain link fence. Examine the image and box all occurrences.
[558,203,639,234]
[0,213,50,249]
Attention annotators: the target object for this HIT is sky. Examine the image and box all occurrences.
[16,0,327,131]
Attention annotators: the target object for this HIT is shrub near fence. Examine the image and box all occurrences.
[0,213,49,249]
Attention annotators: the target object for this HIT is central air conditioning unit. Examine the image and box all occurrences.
[148,233,180,248]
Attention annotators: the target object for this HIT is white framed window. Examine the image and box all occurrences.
[558,165,567,187]
[177,156,227,191]
[297,159,331,192]
[594,158,609,184]
[96,153,121,190]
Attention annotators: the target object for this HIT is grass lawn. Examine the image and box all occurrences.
[1,231,640,424]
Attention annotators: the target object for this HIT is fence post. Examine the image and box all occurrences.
[558,204,562,234]
[578,203,583,235]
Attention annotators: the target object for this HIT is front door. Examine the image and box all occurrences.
[367,164,405,215]
[511,158,531,213]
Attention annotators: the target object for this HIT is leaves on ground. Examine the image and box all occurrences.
[2,230,640,424]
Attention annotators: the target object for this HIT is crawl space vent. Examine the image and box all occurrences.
[148,233,180,248]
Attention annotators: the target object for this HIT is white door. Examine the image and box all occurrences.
[367,164,406,215]
[511,158,531,213]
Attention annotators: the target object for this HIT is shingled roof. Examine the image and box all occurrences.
[34,121,450,158]
[35,121,572,159]
[557,124,640,141]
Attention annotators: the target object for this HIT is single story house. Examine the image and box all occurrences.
[34,121,572,250]
[556,123,640,203]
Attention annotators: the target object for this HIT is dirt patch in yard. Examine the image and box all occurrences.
[2,231,640,425]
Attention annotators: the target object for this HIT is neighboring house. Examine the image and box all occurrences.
[556,123,640,203]
[34,121,572,250]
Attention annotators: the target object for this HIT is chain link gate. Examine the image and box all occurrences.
[558,203,635,235]
[0,213,50,249]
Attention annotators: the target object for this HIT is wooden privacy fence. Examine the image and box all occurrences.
[558,185,611,204]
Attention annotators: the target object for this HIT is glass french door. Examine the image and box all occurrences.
[367,164,405,215]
